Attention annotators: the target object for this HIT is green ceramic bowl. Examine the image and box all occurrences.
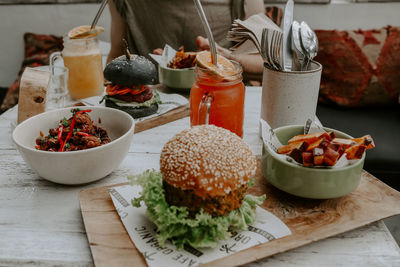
[261,125,365,199]
[158,65,195,90]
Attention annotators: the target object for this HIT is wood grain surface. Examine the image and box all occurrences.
[134,104,190,134]
[134,84,190,134]
[79,158,400,267]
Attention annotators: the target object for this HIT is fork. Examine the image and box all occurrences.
[261,28,273,69]
[270,30,283,71]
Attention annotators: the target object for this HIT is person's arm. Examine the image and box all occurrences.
[107,0,127,63]
[196,36,264,76]
[207,0,264,78]
[237,0,265,78]
[245,0,264,18]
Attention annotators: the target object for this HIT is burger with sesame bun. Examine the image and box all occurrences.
[130,125,265,249]
[102,49,160,119]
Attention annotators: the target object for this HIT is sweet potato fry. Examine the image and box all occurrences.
[277,131,374,167]
[278,141,308,154]
[306,137,327,152]
[313,156,324,166]
[328,143,347,157]
[331,138,356,147]
[302,152,313,167]
[287,132,326,144]
[168,47,196,69]
[313,148,324,166]
[328,143,339,151]
[323,147,340,166]
[288,148,303,164]
[326,131,336,141]
[352,135,375,149]
[345,144,366,160]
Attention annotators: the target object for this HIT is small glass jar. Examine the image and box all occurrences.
[190,61,245,137]
[51,36,104,100]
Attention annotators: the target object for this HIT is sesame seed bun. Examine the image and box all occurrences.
[160,125,257,198]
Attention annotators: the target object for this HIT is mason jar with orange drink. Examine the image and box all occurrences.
[51,26,104,100]
[190,51,245,137]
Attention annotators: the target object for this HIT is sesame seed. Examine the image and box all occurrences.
[160,125,256,197]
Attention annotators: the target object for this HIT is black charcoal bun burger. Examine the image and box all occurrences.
[103,54,159,119]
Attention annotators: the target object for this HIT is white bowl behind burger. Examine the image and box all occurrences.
[12,107,135,185]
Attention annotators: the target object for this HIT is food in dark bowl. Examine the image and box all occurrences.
[130,125,265,249]
[102,48,160,119]
[35,108,110,152]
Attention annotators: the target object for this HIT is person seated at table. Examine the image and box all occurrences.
[107,0,265,78]
[193,36,264,79]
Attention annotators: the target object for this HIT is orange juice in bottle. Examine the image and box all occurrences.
[190,52,245,137]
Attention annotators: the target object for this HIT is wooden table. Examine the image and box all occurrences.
[0,87,399,266]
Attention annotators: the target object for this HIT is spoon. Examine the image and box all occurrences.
[68,0,108,39]
[291,21,305,71]
[91,0,108,31]
[299,21,318,70]
[193,0,217,65]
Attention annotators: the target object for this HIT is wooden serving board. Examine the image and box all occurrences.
[71,84,190,134]
[133,84,190,133]
[79,159,400,267]
[134,103,190,133]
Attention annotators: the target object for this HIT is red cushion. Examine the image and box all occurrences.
[315,26,400,107]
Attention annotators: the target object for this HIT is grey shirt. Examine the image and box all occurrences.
[114,0,245,56]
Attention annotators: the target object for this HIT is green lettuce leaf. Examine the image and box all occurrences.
[128,170,266,249]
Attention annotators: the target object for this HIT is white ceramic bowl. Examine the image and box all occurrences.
[12,107,135,185]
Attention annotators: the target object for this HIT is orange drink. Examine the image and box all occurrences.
[51,36,104,100]
[190,59,245,137]
[63,53,103,99]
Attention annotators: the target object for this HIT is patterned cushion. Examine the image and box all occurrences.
[0,33,63,112]
[265,6,283,27]
[315,26,400,107]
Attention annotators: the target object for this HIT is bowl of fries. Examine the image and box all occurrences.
[159,48,196,90]
[261,125,374,199]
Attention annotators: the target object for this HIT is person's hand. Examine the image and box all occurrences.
[154,36,231,57]
[152,48,163,55]
[196,36,264,76]
[195,36,232,59]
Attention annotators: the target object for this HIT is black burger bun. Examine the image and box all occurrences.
[105,99,158,119]
[104,55,157,87]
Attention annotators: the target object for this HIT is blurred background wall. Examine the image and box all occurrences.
[0,0,399,87]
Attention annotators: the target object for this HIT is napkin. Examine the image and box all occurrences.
[149,44,177,68]
[227,13,282,55]
[110,184,291,267]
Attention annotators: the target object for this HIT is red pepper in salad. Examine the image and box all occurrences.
[36,109,110,152]
[76,131,93,137]
[59,109,92,151]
